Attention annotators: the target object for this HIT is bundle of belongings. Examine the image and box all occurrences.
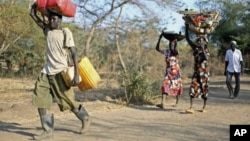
[178,9,222,35]
[161,31,185,41]
[35,0,77,17]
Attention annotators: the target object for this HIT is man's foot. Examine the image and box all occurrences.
[34,131,53,141]
[201,109,207,113]
[80,116,92,134]
[185,109,194,114]
[230,96,237,99]
[156,104,164,109]
[229,95,233,99]
[230,95,237,99]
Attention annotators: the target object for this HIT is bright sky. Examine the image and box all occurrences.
[165,1,196,33]
[69,0,196,33]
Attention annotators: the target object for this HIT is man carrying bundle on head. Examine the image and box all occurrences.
[30,2,91,140]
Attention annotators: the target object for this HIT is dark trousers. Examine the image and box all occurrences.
[226,72,240,97]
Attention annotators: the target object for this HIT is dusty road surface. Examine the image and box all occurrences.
[0,75,249,141]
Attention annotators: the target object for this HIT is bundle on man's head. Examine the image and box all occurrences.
[47,8,63,19]
[41,8,63,19]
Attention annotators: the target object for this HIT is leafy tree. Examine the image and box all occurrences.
[209,0,250,69]
[0,0,40,74]
[190,0,250,69]
[75,0,184,56]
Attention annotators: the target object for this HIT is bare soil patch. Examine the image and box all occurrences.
[0,75,250,141]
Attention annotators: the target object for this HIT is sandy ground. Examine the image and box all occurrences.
[0,75,249,141]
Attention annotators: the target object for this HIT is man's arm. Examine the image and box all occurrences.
[224,61,228,76]
[224,50,229,76]
[240,51,244,74]
[69,47,80,86]
[29,3,46,29]
[240,61,244,74]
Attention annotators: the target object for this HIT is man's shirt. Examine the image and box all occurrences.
[42,27,75,75]
[225,48,243,73]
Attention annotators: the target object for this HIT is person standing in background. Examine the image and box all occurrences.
[224,41,243,99]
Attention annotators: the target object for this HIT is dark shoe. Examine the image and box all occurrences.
[234,94,238,98]
[156,104,164,109]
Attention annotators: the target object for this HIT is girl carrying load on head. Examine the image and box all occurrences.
[155,31,185,109]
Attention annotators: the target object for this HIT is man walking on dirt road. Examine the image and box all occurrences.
[224,40,243,99]
[30,3,91,140]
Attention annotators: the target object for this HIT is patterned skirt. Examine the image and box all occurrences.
[161,64,183,96]
[189,60,210,99]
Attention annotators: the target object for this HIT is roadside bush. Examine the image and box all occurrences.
[118,69,158,105]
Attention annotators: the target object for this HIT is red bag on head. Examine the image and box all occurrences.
[35,0,47,12]
[36,0,76,17]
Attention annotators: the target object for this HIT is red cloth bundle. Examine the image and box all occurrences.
[36,0,76,17]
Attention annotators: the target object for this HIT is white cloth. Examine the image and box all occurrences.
[41,27,75,75]
[225,48,243,73]
[231,41,237,45]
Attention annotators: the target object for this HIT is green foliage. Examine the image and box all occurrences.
[119,68,157,105]
[205,0,250,69]
[0,0,46,76]
[0,1,33,53]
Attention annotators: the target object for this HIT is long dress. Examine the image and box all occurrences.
[160,49,183,96]
[189,46,210,99]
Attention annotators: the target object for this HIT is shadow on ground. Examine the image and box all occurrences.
[0,121,35,140]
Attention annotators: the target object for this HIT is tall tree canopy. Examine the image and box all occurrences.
[74,0,185,56]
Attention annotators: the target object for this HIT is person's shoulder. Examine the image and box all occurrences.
[236,48,241,51]
[43,26,51,35]
[236,48,242,53]
[62,27,72,33]
[225,49,232,55]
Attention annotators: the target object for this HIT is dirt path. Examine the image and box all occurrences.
[0,75,249,141]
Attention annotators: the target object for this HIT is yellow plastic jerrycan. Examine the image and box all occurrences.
[77,57,101,91]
